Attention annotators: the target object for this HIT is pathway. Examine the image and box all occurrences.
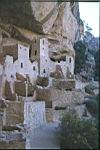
[75,79,89,89]
[27,122,60,149]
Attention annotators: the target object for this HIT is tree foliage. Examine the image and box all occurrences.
[74,41,86,73]
[94,49,99,80]
[85,24,92,33]
[59,112,98,149]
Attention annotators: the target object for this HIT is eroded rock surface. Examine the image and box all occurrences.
[0,1,80,53]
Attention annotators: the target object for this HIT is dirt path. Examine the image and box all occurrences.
[26,122,60,149]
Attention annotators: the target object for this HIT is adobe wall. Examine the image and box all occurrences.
[31,38,40,61]
[5,55,16,81]
[39,38,50,77]
[66,56,74,74]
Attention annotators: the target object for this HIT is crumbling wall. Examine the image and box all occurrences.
[0,140,25,149]
[52,79,75,90]
[6,101,24,126]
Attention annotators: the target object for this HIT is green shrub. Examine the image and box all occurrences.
[74,41,86,73]
[94,49,99,80]
[85,85,94,95]
[83,100,98,118]
[59,112,98,149]
[85,82,99,95]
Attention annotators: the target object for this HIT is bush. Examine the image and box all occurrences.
[85,85,94,95]
[94,49,99,80]
[83,100,98,118]
[59,112,98,149]
[74,41,86,73]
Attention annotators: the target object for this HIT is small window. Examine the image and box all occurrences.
[11,75,13,78]
[21,63,23,68]
[33,66,35,71]
[69,58,71,63]
[34,39,36,43]
[25,48,26,51]
[45,59,47,62]
[35,50,37,56]
[43,69,46,73]
[43,40,44,44]
[58,60,60,63]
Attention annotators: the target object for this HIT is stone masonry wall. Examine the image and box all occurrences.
[6,100,24,126]
[37,88,84,108]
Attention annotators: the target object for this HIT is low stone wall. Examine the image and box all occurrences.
[37,88,84,108]
[46,108,69,122]
[52,79,75,90]
[36,88,51,101]
[53,90,84,108]
[6,101,24,126]
[15,82,34,97]
[0,131,24,141]
[0,140,25,149]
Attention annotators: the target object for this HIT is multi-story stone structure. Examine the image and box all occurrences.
[31,37,50,77]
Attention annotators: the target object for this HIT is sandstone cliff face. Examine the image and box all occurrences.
[30,2,80,53]
[0,1,80,53]
[31,2,57,23]
[30,2,80,42]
